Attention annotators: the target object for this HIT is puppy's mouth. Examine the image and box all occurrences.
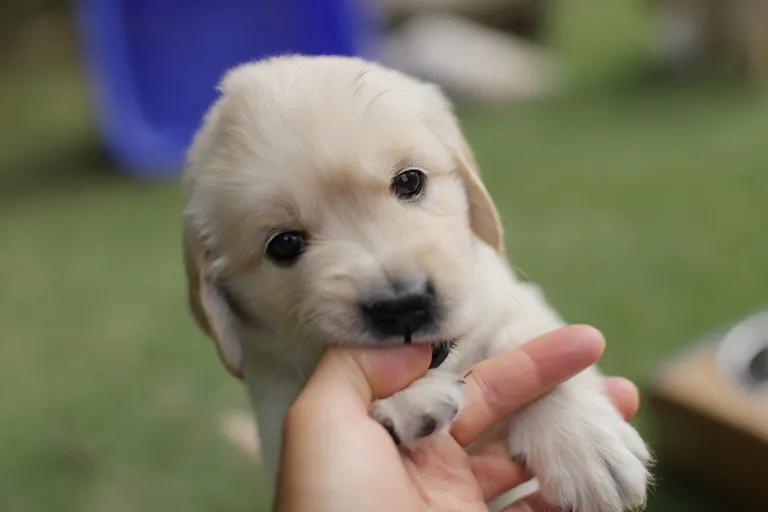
[429,340,456,369]
[402,329,456,369]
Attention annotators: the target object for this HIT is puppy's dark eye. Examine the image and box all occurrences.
[391,169,426,200]
[266,231,306,265]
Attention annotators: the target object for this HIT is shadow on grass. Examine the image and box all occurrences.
[0,136,175,210]
[649,470,734,512]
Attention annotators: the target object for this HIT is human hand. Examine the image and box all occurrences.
[276,326,640,512]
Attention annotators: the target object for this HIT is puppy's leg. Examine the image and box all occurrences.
[370,370,465,445]
[492,284,650,511]
[506,369,651,512]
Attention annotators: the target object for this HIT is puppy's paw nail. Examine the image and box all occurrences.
[510,451,527,463]
[378,416,401,445]
[416,415,438,438]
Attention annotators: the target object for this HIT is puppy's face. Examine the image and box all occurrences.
[184,57,502,376]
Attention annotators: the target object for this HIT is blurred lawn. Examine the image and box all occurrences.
[1,1,767,511]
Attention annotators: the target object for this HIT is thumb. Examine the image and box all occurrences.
[278,346,432,512]
[299,344,432,410]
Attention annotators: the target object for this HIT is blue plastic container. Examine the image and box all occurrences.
[78,0,376,178]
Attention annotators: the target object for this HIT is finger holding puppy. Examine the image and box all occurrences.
[279,344,433,512]
[467,377,641,503]
[452,325,606,447]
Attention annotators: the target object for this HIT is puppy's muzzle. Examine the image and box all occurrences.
[361,283,436,342]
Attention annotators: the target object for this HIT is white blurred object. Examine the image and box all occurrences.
[388,13,554,102]
[656,0,707,67]
[717,311,768,393]
[219,409,261,462]
[488,478,539,512]
[380,0,533,17]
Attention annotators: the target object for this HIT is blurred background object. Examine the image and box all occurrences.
[379,0,551,40]
[717,311,768,391]
[382,0,554,101]
[77,0,376,178]
[1,0,767,511]
[651,312,768,509]
[388,12,553,102]
[654,0,768,80]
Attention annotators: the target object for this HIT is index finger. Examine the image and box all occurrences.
[451,325,605,446]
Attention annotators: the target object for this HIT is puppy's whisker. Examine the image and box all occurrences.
[509,263,532,282]
[292,306,356,347]
[278,319,313,352]
[289,307,326,342]
[352,67,372,96]
[294,311,330,337]
[364,88,395,116]
[508,290,525,312]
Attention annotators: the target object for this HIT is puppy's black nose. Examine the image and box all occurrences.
[362,289,435,339]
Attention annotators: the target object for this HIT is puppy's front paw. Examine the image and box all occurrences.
[370,371,465,445]
[510,395,651,512]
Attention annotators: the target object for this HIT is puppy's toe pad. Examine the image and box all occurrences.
[371,371,464,445]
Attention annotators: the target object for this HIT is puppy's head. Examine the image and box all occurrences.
[183,56,502,377]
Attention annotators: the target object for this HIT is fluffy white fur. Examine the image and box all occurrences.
[182,55,650,511]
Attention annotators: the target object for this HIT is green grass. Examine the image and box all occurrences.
[2,2,767,510]
[0,67,269,510]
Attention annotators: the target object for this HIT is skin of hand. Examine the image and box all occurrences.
[275,325,640,512]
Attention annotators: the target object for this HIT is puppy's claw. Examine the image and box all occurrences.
[416,415,438,438]
[379,417,401,445]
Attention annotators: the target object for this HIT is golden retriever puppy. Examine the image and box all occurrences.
[182,55,650,511]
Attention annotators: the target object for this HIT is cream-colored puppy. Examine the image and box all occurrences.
[182,55,650,511]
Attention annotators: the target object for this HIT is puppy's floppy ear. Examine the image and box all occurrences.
[454,149,504,253]
[183,224,244,379]
[422,85,504,253]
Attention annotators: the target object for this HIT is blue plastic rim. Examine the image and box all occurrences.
[78,0,376,179]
